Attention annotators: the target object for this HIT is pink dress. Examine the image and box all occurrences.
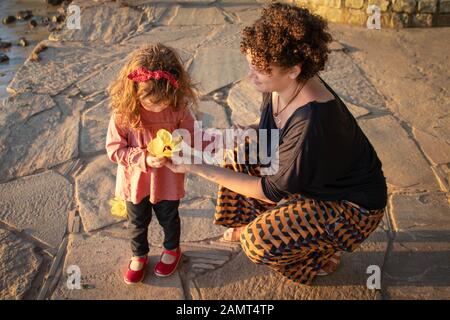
[105,104,196,205]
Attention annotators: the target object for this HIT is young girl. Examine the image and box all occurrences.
[105,44,197,285]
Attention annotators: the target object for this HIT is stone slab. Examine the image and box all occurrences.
[194,100,230,129]
[0,228,43,299]
[76,155,120,232]
[189,47,248,95]
[51,233,184,299]
[49,3,145,44]
[7,41,111,96]
[0,95,83,181]
[0,171,73,247]
[191,226,388,300]
[359,115,438,190]
[413,127,450,165]
[168,6,229,26]
[321,51,387,111]
[227,78,262,126]
[80,98,110,154]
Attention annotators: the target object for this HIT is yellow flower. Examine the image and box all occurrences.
[147,129,182,158]
[108,197,127,218]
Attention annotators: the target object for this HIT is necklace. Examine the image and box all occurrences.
[273,80,307,127]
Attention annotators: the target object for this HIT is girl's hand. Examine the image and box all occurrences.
[146,154,167,168]
[164,159,189,173]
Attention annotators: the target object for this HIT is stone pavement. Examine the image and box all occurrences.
[0,0,449,300]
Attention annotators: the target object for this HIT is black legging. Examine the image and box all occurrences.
[126,196,181,256]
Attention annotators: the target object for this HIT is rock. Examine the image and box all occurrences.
[358,115,438,191]
[51,15,63,23]
[18,37,28,47]
[51,233,185,299]
[191,225,388,300]
[28,19,38,28]
[2,16,16,25]
[0,94,83,181]
[417,0,437,13]
[80,99,111,154]
[0,41,11,49]
[0,53,9,63]
[227,78,263,126]
[47,0,64,5]
[189,47,248,95]
[0,228,43,299]
[76,155,119,232]
[441,0,450,13]
[47,23,57,33]
[40,17,50,26]
[0,171,73,248]
[16,10,33,21]
[194,100,230,129]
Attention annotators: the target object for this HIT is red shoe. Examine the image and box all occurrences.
[154,248,182,277]
[124,256,148,285]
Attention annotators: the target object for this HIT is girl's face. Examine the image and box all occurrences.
[245,53,300,93]
[139,94,169,113]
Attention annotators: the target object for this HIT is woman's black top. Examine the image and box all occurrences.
[258,76,387,210]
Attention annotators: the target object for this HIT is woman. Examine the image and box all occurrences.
[165,2,387,285]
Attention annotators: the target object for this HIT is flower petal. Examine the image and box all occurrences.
[109,197,127,218]
[147,137,165,157]
[157,129,172,145]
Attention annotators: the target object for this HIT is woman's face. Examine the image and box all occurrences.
[245,53,300,93]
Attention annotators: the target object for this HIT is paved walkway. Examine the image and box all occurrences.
[0,0,449,300]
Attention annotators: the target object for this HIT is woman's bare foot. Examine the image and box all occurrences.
[317,252,342,276]
[222,226,245,242]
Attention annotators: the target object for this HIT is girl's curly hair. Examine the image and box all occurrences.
[240,2,333,81]
[108,43,197,130]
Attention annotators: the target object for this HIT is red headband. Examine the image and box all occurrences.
[127,67,179,89]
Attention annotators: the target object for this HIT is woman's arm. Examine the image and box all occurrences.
[166,161,276,204]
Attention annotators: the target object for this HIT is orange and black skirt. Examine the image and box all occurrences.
[214,149,385,286]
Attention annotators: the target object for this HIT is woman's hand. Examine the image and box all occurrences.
[145,154,167,168]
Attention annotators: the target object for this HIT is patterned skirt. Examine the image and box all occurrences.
[214,147,385,285]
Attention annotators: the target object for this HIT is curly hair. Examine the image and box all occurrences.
[108,43,197,130]
[240,2,333,81]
